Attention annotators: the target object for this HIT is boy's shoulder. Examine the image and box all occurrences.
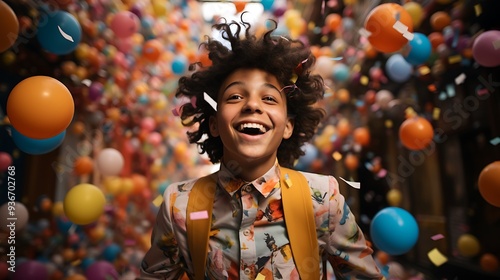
[295,170,335,191]
[163,176,207,195]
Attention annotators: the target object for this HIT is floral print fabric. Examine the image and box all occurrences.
[139,162,382,280]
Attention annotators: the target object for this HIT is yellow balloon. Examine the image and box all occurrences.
[121,178,134,194]
[457,234,481,257]
[52,201,65,217]
[403,2,424,28]
[102,176,122,195]
[386,188,402,206]
[64,184,106,225]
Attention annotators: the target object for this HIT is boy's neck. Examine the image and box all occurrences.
[222,157,277,182]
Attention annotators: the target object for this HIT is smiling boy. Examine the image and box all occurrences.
[139,16,382,280]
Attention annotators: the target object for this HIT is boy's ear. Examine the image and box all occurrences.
[209,115,220,137]
[283,117,294,139]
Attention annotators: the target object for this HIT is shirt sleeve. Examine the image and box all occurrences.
[325,176,383,280]
[138,185,187,280]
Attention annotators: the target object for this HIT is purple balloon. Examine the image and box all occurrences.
[472,30,500,67]
[88,82,104,101]
[13,261,48,280]
[85,261,119,280]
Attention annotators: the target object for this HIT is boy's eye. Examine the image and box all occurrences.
[227,95,243,100]
[263,96,277,102]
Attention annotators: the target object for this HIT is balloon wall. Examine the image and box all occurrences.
[0,0,499,279]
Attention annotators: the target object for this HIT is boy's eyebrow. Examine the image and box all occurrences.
[222,81,281,95]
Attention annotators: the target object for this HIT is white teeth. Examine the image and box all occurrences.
[238,123,267,133]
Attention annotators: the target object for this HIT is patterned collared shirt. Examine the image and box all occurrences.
[139,161,382,279]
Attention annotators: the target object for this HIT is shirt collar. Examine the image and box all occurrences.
[217,160,281,198]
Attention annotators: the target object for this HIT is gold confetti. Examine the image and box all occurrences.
[256,273,266,280]
[284,174,293,188]
[360,75,369,85]
[432,108,441,120]
[385,120,393,128]
[332,151,343,161]
[419,66,430,76]
[405,107,417,118]
[152,194,163,207]
[428,248,448,267]
[474,4,482,16]
[448,55,462,64]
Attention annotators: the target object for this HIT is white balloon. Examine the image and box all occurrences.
[96,148,124,177]
[0,201,29,232]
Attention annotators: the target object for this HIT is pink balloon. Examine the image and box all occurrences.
[96,148,124,177]
[140,117,156,132]
[115,37,134,53]
[147,131,163,146]
[0,152,12,172]
[472,30,500,67]
[110,11,140,38]
[12,261,48,280]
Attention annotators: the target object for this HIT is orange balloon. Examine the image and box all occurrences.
[364,3,413,53]
[74,156,94,176]
[398,116,434,150]
[428,32,445,50]
[7,76,75,139]
[478,161,500,207]
[430,11,451,31]
[353,127,371,147]
[325,13,342,32]
[480,253,499,273]
[344,153,359,171]
[233,1,246,13]
[376,251,390,266]
[131,173,148,195]
[142,39,163,62]
[336,119,351,138]
[0,1,19,52]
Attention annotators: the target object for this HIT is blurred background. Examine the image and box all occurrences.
[0,0,499,279]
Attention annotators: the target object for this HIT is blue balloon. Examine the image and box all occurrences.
[12,128,65,155]
[332,63,350,82]
[370,207,419,255]
[102,243,122,262]
[261,0,274,11]
[171,56,187,75]
[385,54,413,83]
[37,11,82,55]
[404,33,432,66]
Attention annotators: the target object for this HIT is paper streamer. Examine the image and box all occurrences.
[190,210,209,220]
[204,92,217,111]
[339,177,360,189]
[428,248,448,266]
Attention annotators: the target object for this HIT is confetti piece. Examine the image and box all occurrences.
[474,4,482,16]
[427,84,436,92]
[58,25,74,42]
[405,107,417,118]
[256,273,266,280]
[377,169,387,178]
[358,28,372,38]
[392,21,408,33]
[446,84,455,97]
[152,194,163,207]
[432,108,441,120]
[403,32,414,41]
[419,66,431,76]
[332,151,342,161]
[71,259,81,266]
[339,177,360,189]
[448,55,462,64]
[454,73,466,85]
[190,210,209,220]
[273,182,280,189]
[439,92,447,100]
[431,234,445,241]
[384,120,393,128]
[360,75,369,85]
[476,87,489,96]
[493,39,500,50]
[490,137,500,146]
[330,56,343,61]
[204,92,217,111]
[124,239,136,246]
[284,174,293,188]
[81,79,92,87]
[428,248,448,266]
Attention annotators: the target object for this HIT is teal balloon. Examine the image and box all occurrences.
[332,63,350,82]
[370,207,419,255]
[37,11,82,55]
[261,0,274,11]
[12,128,65,155]
[171,56,187,75]
[385,54,412,83]
[404,33,431,66]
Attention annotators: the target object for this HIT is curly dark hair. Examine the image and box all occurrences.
[175,15,325,168]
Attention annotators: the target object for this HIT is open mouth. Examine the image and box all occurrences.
[235,123,269,135]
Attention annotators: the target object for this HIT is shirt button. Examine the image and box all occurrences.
[244,268,251,275]
[243,229,250,236]
[243,185,252,192]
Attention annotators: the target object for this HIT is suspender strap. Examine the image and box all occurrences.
[186,173,217,280]
[279,167,320,280]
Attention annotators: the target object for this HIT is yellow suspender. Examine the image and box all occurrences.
[186,167,320,280]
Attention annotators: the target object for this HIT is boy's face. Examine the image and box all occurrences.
[209,68,294,168]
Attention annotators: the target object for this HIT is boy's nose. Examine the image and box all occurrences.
[242,98,262,113]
